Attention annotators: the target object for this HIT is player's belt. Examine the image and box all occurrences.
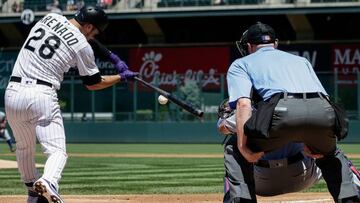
[280,92,322,99]
[255,152,304,168]
[10,76,53,88]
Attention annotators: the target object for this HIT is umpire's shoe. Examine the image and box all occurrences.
[34,178,64,203]
[25,182,49,203]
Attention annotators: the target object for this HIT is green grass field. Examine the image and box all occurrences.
[0,143,359,195]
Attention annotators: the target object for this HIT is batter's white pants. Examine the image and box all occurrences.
[5,81,67,189]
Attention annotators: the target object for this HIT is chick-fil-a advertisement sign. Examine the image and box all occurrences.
[332,44,360,86]
[129,47,230,89]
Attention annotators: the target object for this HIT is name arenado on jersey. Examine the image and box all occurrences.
[39,15,79,46]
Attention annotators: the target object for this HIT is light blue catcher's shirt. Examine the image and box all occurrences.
[227,46,327,109]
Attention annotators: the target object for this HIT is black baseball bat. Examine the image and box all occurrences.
[134,77,204,118]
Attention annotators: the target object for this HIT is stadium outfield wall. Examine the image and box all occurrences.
[64,121,360,143]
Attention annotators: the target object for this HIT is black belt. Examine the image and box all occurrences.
[10,76,53,88]
[280,92,322,99]
[255,152,304,168]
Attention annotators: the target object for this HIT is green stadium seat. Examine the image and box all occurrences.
[199,0,212,6]
[244,0,262,4]
[227,0,242,5]
[183,0,197,6]
[24,0,48,11]
[158,0,182,7]
[227,0,262,5]
[156,0,212,7]
[84,0,98,5]
[157,1,167,7]
[58,0,67,10]
[23,0,102,12]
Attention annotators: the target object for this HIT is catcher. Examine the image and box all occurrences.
[0,111,15,152]
[217,99,360,202]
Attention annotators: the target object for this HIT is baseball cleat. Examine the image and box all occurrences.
[28,189,49,203]
[34,178,64,203]
[26,182,49,203]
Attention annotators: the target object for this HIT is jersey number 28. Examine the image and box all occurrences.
[24,28,60,59]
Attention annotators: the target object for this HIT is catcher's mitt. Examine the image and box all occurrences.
[217,99,235,119]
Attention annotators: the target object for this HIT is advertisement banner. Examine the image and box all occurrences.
[0,51,18,90]
[332,44,360,86]
[129,47,230,90]
[0,50,18,107]
[279,43,331,72]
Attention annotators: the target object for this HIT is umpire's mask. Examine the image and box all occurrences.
[235,29,249,57]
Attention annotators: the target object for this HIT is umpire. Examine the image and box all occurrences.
[226,22,359,202]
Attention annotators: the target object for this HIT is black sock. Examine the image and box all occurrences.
[25,182,34,187]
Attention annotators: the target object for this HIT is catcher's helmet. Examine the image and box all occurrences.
[74,5,108,33]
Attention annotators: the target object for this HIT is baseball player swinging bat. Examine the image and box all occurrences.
[89,39,204,118]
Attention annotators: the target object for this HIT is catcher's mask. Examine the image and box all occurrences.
[217,99,235,119]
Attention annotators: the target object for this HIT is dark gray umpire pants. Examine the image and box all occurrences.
[236,94,359,202]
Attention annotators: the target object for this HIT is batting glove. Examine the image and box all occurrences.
[120,69,138,81]
[109,53,129,73]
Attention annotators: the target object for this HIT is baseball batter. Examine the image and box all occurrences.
[217,99,360,201]
[4,5,137,203]
[0,111,16,152]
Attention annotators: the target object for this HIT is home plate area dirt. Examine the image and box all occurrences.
[0,193,333,203]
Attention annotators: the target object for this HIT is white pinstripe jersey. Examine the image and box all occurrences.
[11,13,99,90]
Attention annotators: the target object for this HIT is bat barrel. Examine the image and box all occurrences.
[167,94,204,117]
[134,77,204,118]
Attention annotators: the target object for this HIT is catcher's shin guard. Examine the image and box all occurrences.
[337,148,360,193]
[349,160,360,180]
[223,177,231,203]
[348,160,360,195]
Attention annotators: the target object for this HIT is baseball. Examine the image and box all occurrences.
[158,95,168,105]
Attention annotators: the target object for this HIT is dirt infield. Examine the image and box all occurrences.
[0,193,333,203]
[1,153,360,159]
[0,159,44,169]
[2,153,360,159]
